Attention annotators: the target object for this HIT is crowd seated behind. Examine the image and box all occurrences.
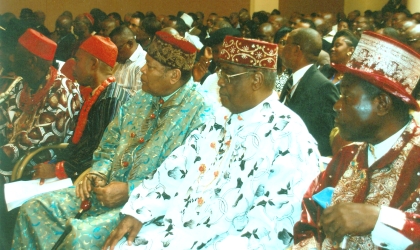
[1,1,420,249]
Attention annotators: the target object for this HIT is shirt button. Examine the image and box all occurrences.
[130,132,136,138]
[138,138,145,143]
[150,113,156,119]
[122,161,129,167]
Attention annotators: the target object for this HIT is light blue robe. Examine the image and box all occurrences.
[12,80,212,250]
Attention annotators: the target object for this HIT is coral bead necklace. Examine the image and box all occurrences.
[72,76,115,144]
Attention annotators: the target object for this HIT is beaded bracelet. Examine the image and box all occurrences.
[55,161,68,179]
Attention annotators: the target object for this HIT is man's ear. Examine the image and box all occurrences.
[127,39,135,49]
[90,56,100,70]
[169,68,182,84]
[251,71,264,91]
[375,93,392,116]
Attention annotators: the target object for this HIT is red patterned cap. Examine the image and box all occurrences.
[79,35,118,67]
[148,31,197,71]
[333,31,420,110]
[219,36,278,70]
[18,28,57,61]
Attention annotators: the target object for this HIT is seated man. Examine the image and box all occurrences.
[31,36,130,183]
[110,25,147,96]
[103,36,320,249]
[13,32,213,249]
[293,32,420,249]
[0,28,81,178]
[0,28,81,250]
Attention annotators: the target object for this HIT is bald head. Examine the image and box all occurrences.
[291,28,322,63]
[98,18,117,37]
[268,15,285,32]
[109,25,137,63]
[400,19,416,35]
[161,27,179,36]
[405,24,420,53]
[313,17,329,36]
[256,23,274,42]
[56,15,73,36]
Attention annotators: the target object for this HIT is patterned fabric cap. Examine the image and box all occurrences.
[79,35,118,67]
[333,31,420,110]
[18,28,57,61]
[148,31,197,71]
[219,36,278,70]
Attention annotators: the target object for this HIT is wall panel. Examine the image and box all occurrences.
[0,0,251,31]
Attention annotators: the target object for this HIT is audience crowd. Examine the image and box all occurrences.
[1,0,420,249]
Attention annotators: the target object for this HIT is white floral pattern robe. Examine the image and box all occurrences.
[115,93,321,249]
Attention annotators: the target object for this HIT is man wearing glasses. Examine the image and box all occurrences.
[110,25,147,96]
[103,36,320,250]
[280,28,339,157]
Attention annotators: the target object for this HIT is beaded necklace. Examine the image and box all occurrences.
[19,67,55,114]
[72,76,115,144]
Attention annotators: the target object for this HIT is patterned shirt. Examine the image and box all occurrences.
[113,44,147,96]
[0,67,82,175]
[116,92,320,249]
[92,79,213,195]
[294,118,420,249]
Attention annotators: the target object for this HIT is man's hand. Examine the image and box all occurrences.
[192,47,213,82]
[32,163,56,185]
[102,215,143,250]
[94,181,128,208]
[76,174,94,201]
[320,202,380,243]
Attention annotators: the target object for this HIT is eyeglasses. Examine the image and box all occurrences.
[407,38,419,44]
[278,39,287,46]
[217,69,249,84]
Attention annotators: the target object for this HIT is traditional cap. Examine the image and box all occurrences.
[219,36,277,70]
[148,31,197,71]
[79,35,118,67]
[18,28,57,61]
[83,13,94,25]
[60,58,75,81]
[180,13,193,28]
[333,31,420,110]
[204,27,241,47]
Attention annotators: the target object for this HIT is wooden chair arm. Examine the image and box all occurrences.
[73,167,91,186]
[11,143,69,181]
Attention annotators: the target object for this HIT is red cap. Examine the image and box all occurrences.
[79,35,118,67]
[18,28,57,61]
[333,31,420,111]
[60,58,75,81]
[83,13,94,25]
[219,36,278,70]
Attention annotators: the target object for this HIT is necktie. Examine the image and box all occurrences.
[281,75,293,106]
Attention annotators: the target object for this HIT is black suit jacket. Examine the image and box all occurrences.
[280,65,339,156]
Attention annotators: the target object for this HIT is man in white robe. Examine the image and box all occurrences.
[103,36,320,250]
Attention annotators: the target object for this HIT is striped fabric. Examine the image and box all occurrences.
[113,44,147,96]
